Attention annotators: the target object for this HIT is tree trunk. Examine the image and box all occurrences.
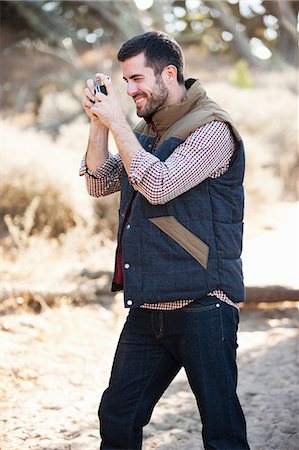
[86,0,144,41]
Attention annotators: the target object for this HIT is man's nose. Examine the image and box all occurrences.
[127,82,137,97]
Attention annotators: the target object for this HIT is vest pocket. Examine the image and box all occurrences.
[148,216,209,269]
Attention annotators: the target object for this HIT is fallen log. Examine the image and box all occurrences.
[1,280,298,315]
[246,285,299,302]
[0,278,115,314]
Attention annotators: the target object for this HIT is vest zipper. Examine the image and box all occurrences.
[151,124,160,153]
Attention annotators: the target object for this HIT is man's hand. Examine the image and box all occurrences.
[84,73,143,175]
[90,73,127,132]
[82,75,110,171]
[82,77,106,127]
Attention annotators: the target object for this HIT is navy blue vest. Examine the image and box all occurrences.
[112,81,245,308]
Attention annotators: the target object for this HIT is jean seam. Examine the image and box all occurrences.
[220,303,239,442]
[150,311,164,338]
[128,350,166,449]
[225,353,239,444]
[222,319,240,445]
[219,304,225,341]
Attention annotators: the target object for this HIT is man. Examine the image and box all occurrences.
[80,31,250,450]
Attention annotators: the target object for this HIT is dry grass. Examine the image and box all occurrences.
[1,173,77,238]
[1,119,117,300]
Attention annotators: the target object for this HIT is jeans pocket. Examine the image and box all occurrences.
[181,298,225,343]
[182,297,220,313]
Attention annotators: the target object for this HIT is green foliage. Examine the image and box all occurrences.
[230,60,254,88]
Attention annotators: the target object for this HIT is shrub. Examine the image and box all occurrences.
[92,192,120,241]
[0,171,77,239]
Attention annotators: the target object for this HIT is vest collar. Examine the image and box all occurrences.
[149,79,207,134]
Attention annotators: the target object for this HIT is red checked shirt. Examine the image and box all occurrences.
[80,120,240,310]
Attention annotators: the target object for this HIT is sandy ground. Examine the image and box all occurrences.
[1,300,298,450]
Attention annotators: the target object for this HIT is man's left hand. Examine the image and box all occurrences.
[90,73,127,132]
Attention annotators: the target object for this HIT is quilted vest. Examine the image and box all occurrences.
[113,79,245,308]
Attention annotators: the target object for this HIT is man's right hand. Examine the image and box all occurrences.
[82,78,106,125]
[83,78,109,171]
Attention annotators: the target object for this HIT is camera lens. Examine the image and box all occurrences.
[94,80,107,96]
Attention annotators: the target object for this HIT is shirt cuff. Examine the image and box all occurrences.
[79,154,88,176]
[79,152,119,178]
[128,149,159,184]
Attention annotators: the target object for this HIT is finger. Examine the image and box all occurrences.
[84,87,95,102]
[95,72,106,81]
[82,99,95,111]
[95,73,111,83]
[87,78,95,93]
[82,98,93,107]
[104,75,112,95]
[90,106,101,118]
[95,91,106,102]
[95,73,112,94]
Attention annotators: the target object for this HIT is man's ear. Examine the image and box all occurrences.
[162,65,177,83]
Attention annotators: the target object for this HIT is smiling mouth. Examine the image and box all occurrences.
[134,95,147,107]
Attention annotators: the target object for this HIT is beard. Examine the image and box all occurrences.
[136,75,169,120]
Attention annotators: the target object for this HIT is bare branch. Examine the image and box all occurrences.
[85,0,144,40]
[207,0,266,67]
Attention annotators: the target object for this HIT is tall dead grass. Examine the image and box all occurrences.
[1,171,77,239]
[1,119,117,290]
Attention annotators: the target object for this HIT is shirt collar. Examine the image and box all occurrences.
[148,79,207,133]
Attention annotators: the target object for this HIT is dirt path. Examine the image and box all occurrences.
[1,301,298,450]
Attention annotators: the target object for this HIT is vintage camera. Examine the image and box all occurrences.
[94,79,107,96]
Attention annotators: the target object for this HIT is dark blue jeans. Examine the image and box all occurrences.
[99,297,250,450]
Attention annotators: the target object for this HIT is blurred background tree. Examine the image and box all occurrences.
[1,0,298,133]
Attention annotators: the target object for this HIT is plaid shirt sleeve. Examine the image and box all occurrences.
[79,152,123,196]
[128,121,236,204]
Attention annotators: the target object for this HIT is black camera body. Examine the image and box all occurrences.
[94,79,107,96]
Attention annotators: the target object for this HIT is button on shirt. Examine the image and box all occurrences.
[80,121,240,310]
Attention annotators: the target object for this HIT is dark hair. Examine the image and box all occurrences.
[117,31,185,84]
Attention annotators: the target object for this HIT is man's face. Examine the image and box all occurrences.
[121,52,169,119]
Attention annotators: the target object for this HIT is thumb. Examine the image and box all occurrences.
[95,73,113,95]
[102,74,113,96]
